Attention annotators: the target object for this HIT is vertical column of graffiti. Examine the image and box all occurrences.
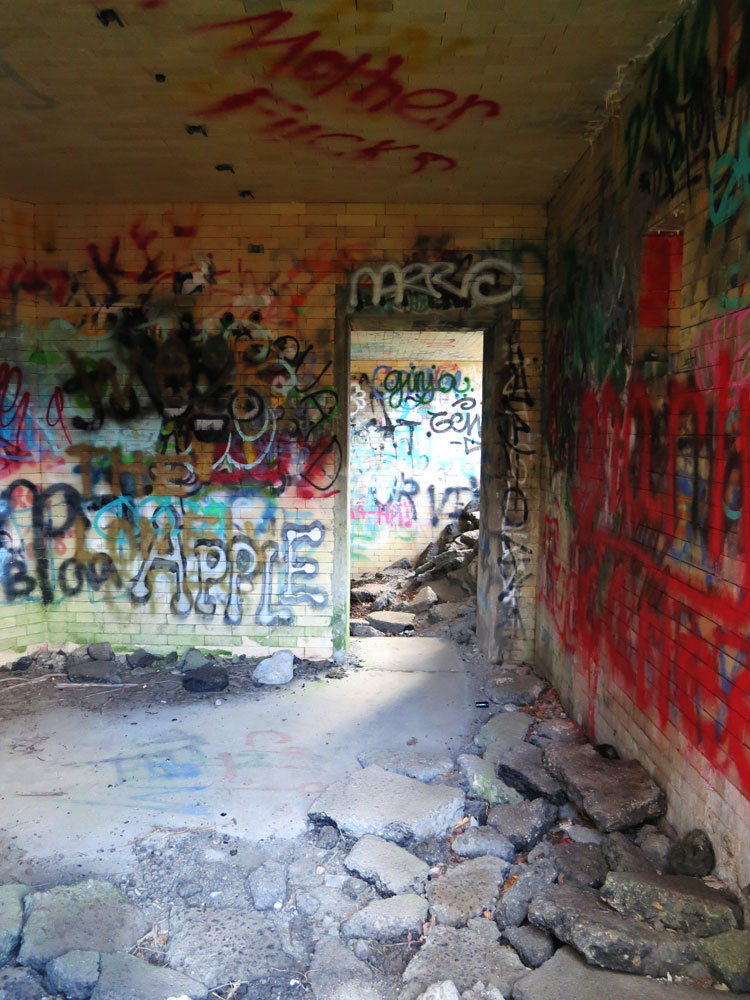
[497,331,534,637]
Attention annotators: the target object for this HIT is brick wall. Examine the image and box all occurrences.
[350,356,482,575]
[0,202,544,663]
[537,0,750,887]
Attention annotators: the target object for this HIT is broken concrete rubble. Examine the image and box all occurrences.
[343,835,429,895]
[357,748,454,781]
[366,611,416,634]
[427,856,509,926]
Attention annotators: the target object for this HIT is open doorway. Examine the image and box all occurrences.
[348,328,484,623]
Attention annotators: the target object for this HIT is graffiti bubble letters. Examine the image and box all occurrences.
[348,258,521,311]
[372,364,471,408]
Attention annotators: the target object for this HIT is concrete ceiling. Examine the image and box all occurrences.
[0,0,684,204]
[351,329,484,362]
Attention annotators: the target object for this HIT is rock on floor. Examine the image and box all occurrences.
[542,744,666,832]
[0,966,53,1000]
[512,946,719,1000]
[181,663,228,693]
[252,649,294,685]
[344,835,429,895]
[0,884,28,965]
[452,827,515,862]
[341,893,428,941]
[600,869,738,936]
[495,861,557,928]
[401,925,526,1000]
[487,799,557,851]
[309,765,465,843]
[45,950,100,1000]
[248,860,287,910]
[496,743,566,804]
[601,833,655,874]
[528,883,700,978]
[528,841,608,889]
[18,880,150,972]
[308,937,384,1000]
[357,749,455,782]
[90,952,207,1000]
[366,611,416,634]
[502,924,555,968]
[699,929,750,993]
[458,755,523,806]
[166,907,294,986]
[475,712,531,764]
[427,857,509,927]
[65,659,122,684]
[485,669,545,707]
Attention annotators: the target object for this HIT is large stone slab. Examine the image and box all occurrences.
[542,744,666,832]
[166,907,293,986]
[401,925,526,1000]
[600,870,739,936]
[0,885,28,966]
[486,670,545,707]
[528,883,700,978]
[458,755,524,806]
[487,799,557,851]
[342,893,428,941]
[18,880,150,972]
[309,765,465,844]
[367,611,415,634]
[90,952,207,1000]
[357,749,455,782]
[496,744,566,804]
[427,857,508,926]
[512,946,720,1000]
[475,713,531,764]
[344,836,429,895]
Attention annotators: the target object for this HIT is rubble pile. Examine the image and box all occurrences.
[350,501,480,645]
[1,661,747,999]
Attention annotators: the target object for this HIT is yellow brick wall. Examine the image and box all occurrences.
[0,202,545,662]
[538,0,750,886]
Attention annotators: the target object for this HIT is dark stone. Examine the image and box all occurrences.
[530,717,587,747]
[10,656,33,672]
[315,824,339,850]
[487,798,558,851]
[125,649,156,671]
[495,860,557,927]
[370,594,393,612]
[503,923,555,968]
[699,930,750,993]
[0,966,53,1000]
[602,832,655,874]
[529,841,608,889]
[496,743,567,804]
[486,669,546,707]
[181,663,228,693]
[411,837,451,865]
[65,659,122,684]
[528,883,701,978]
[542,744,666,832]
[452,826,516,862]
[600,870,738,937]
[667,829,716,878]
[593,743,619,759]
[87,642,114,660]
[415,542,439,569]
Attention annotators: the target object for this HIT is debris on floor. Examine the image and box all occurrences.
[1,654,745,999]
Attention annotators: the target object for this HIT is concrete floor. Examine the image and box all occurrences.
[0,638,480,879]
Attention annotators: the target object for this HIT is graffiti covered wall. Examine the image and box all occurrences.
[538,0,750,885]
[0,202,544,659]
[350,355,482,573]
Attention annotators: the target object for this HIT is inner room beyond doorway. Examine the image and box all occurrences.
[349,329,484,578]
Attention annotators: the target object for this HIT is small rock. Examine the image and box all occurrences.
[452,827,515,862]
[458,755,523,806]
[18,880,150,972]
[427,602,464,623]
[408,586,439,613]
[487,799,557,851]
[530,717,587,747]
[699,929,750,993]
[309,765,465,843]
[357,749,454,782]
[45,950,100,1000]
[529,841,608,889]
[90,952,206,1000]
[0,884,28,966]
[366,611,416,634]
[87,642,114,661]
[415,542,439,569]
[415,983,460,1000]
[181,648,211,671]
[248,860,287,911]
[65,659,122,684]
[502,924,555,968]
[316,824,340,850]
[474,713,530,764]
[176,881,200,899]
[566,824,603,845]
[542,744,666,832]
[496,743,566,804]
[667,829,716,878]
[485,669,545,707]
[307,937,380,1000]
[125,649,155,670]
[600,869,739,936]
[350,621,381,637]
[297,890,320,916]
[528,883,700,978]
[344,835,429,895]
[601,832,655,874]
[181,663,228,693]
[400,925,526,1000]
[411,838,451,866]
[638,829,672,870]
[427,856,508,927]
[342,893,428,941]
[10,656,33,672]
[0,966,53,1000]
[495,861,557,927]
[252,649,294,685]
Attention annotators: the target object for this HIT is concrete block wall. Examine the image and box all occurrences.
[350,356,482,574]
[537,0,750,886]
[0,202,545,662]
